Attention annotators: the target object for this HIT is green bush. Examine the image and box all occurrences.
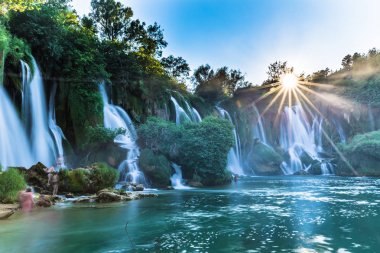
[0,169,27,204]
[90,163,119,191]
[138,117,183,158]
[337,131,380,176]
[139,149,172,188]
[59,163,118,193]
[81,126,126,150]
[138,116,234,186]
[179,117,234,185]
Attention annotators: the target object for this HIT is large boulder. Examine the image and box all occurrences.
[250,140,283,175]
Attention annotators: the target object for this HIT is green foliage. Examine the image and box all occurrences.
[139,149,172,187]
[60,163,118,193]
[138,117,183,158]
[90,0,133,41]
[262,61,294,85]
[0,169,27,204]
[139,117,234,186]
[337,131,380,176]
[82,126,126,150]
[179,117,234,185]
[0,0,44,14]
[90,163,119,191]
[193,64,250,102]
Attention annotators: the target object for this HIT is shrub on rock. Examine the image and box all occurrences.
[139,149,172,188]
[0,169,27,204]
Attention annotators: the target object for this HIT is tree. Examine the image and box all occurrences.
[341,54,353,70]
[124,20,167,56]
[193,65,250,102]
[0,0,44,14]
[263,61,293,85]
[309,68,331,83]
[160,55,190,81]
[90,0,133,41]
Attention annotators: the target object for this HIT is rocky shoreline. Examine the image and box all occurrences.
[0,188,158,220]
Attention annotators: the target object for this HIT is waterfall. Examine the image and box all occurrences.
[216,106,244,176]
[280,105,334,175]
[170,95,201,125]
[0,85,34,170]
[368,104,375,131]
[48,82,66,168]
[22,59,56,167]
[252,105,267,144]
[170,163,190,189]
[99,84,145,185]
[170,96,191,125]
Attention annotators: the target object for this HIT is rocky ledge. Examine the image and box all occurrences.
[73,189,158,204]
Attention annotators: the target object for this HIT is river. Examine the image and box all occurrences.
[1,176,380,252]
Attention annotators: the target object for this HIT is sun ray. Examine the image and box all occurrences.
[294,87,327,121]
[297,84,336,104]
[274,88,288,126]
[292,89,357,175]
[251,84,282,105]
[299,80,334,89]
[260,87,285,117]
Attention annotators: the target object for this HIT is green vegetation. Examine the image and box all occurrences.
[139,149,172,188]
[59,163,118,193]
[138,117,234,186]
[337,131,380,176]
[0,168,27,204]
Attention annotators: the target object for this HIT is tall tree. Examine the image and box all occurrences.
[341,54,353,70]
[193,65,250,102]
[90,0,133,41]
[160,55,190,81]
[263,61,293,85]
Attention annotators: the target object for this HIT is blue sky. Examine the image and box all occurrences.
[71,0,380,85]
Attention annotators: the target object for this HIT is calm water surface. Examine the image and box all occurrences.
[1,176,380,253]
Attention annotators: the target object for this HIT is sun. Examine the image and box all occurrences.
[280,73,298,89]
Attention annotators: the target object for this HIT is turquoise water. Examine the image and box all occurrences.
[1,176,380,253]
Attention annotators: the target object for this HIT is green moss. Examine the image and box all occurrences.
[0,169,27,204]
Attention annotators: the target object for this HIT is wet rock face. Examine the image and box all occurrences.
[249,141,283,175]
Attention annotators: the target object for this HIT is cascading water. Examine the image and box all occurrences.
[0,85,34,169]
[170,93,202,125]
[170,163,190,189]
[48,83,66,168]
[252,105,267,144]
[22,59,56,166]
[99,84,145,185]
[216,106,244,176]
[280,105,334,175]
[170,96,191,125]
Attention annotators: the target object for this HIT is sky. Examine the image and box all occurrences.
[71,0,380,85]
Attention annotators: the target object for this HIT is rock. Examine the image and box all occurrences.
[36,195,52,208]
[250,141,283,175]
[132,184,144,191]
[65,193,74,198]
[73,197,96,203]
[133,193,158,199]
[0,210,15,220]
[188,181,203,187]
[165,186,174,190]
[96,191,123,203]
